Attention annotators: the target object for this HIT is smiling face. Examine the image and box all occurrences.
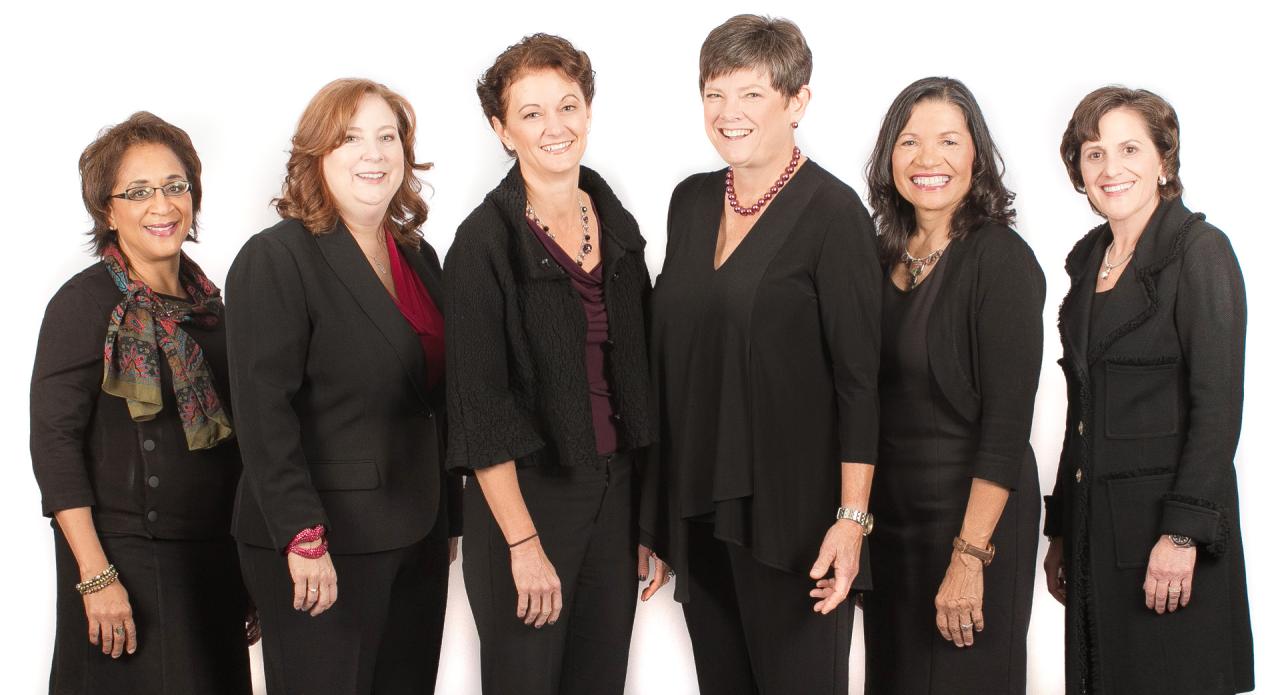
[702,68,807,171]
[492,68,590,179]
[106,142,194,266]
[322,93,405,227]
[891,99,974,226]
[1079,107,1164,227]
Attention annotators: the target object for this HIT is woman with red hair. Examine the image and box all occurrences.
[226,78,460,694]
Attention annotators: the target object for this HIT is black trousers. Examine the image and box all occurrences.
[50,529,252,695]
[463,452,637,695]
[238,533,449,695]
[682,522,854,695]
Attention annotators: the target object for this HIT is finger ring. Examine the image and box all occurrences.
[308,588,319,593]
[666,569,676,578]
[960,623,973,630]
[113,626,124,636]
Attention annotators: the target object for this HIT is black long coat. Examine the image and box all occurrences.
[1044,198,1254,694]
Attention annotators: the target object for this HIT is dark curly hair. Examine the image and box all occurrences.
[79,111,202,256]
[1060,85,1182,216]
[866,77,1015,266]
[476,33,595,157]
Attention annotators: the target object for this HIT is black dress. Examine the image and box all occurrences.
[863,252,1039,695]
[32,263,250,695]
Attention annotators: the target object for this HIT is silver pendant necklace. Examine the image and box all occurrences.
[1100,242,1134,281]
[900,246,946,290]
[527,196,593,266]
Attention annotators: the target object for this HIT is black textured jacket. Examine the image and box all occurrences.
[1045,198,1253,694]
[444,163,654,471]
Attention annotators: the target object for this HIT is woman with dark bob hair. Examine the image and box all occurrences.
[31,112,254,694]
[860,76,1044,695]
[447,34,666,695]
[642,15,881,694]
[225,78,460,693]
[1043,85,1253,695]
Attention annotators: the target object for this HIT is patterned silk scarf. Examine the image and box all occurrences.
[100,243,234,450]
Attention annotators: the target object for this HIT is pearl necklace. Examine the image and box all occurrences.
[527,197,593,266]
[725,146,801,216]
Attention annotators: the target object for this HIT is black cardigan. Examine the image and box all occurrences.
[31,262,242,539]
[443,163,654,471]
[901,220,1046,489]
[225,219,460,553]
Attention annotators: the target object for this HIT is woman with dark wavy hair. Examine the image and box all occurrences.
[225,78,460,694]
[860,76,1044,695]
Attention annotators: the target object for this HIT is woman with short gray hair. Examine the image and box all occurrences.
[642,14,881,694]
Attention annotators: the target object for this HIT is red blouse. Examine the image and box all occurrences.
[386,234,445,389]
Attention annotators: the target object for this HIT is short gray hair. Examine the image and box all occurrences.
[699,14,812,98]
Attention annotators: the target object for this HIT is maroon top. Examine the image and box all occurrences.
[386,234,445,390]
[526,217,619,456]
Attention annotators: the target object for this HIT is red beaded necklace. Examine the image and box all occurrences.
[725,146,802,216]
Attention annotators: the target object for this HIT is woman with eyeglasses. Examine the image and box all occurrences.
[31,112,255,695]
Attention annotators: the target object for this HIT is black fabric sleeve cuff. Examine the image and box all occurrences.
[1043,495,1063,538]
[1160,494,1228,555]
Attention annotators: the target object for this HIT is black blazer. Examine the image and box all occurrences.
[443,163,654,471]
[1045,197,1252,694]
[31,262,242,539]
[225,219,460,554]
[899,221,1046,489]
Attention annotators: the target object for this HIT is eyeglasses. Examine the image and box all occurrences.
[109,180,192,202]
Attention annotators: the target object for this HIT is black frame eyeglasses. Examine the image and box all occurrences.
[109,180,192,202]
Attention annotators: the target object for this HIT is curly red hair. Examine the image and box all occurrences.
[274,78,432,247]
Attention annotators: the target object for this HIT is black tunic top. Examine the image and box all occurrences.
[31,262,242,539]
[644,162,882,600]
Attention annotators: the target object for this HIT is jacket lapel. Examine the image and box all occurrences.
[314,221,430,406]
[1085,198,1194,364]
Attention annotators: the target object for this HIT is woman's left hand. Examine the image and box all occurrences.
[1144,535,1196,614]
[808,521,864,614]
[935,551,985,647]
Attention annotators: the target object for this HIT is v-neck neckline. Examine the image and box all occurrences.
[710,161,810,273]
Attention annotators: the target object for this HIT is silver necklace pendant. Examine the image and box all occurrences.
[527,196,593,266]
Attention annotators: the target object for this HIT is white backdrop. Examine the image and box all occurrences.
[2,1,1273,693]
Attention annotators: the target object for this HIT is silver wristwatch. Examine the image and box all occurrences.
[836,507,874,536]
[1168,534,1195,548]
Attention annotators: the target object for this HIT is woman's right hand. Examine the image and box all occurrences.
[288,544,338,617]
[84,580,136,658]
[510,538,562,628]
[1043,536,1067,605]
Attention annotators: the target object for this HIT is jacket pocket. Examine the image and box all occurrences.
[1106,472,1174,569]
[1104,358,1181,439]
[310,460,380,491]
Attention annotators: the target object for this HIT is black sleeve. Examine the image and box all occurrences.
[30,282,103,516]
[816,197,881,465]
[971,236,1047,489]
[442,221,545,472]
[1043,366,1073,538]
[225,233,327,550]
[1160,226,1246,555]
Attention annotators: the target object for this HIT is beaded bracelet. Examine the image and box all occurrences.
[75,564,119,595]
[287,525,328,559]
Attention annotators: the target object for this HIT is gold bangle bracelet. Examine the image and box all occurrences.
[75,564,119,595]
